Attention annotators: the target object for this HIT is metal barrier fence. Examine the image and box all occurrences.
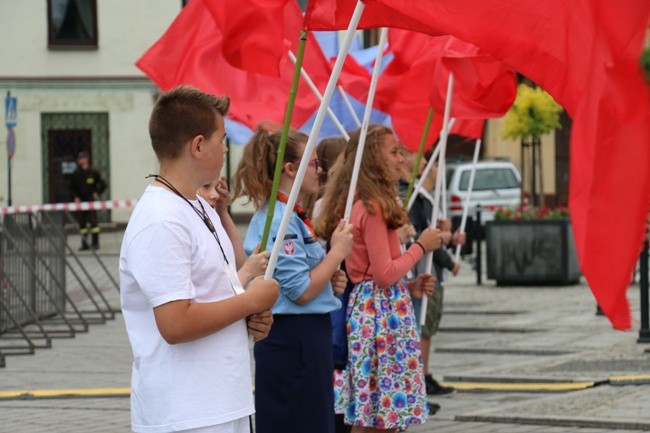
[0,212,65,331]
[0,209,121,368]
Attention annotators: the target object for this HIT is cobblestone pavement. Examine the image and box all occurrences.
[1,230,648,432]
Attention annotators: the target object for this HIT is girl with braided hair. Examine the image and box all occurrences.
[232,126,353,433]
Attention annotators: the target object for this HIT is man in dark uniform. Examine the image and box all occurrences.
[69,151,107,250]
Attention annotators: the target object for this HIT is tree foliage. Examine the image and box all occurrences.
[502,84,563,140]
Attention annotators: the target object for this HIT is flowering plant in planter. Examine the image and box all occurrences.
[494,204,569,221]
[488,204,580,285]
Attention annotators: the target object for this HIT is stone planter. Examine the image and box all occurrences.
[485,218,581,285]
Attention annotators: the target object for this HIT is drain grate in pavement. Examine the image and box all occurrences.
[435,347,572,356]
[445,310,526,315]
[439,326,541,333]
[542,359,650,373]
[444,375,580,384]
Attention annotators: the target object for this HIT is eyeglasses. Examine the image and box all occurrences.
[293,158,320,169]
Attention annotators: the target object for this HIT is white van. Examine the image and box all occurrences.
[445,159,522,225]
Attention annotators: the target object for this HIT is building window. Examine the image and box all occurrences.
[47,0,98,48]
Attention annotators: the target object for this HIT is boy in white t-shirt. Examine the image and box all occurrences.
[120,85,279,433]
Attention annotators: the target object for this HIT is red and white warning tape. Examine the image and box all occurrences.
[0,199,138,215]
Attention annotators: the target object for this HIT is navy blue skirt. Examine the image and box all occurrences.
[254,313,334,433]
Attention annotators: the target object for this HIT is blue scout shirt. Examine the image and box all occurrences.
[244,200,341,315]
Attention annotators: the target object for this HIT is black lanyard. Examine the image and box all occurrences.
[147,174,230,265]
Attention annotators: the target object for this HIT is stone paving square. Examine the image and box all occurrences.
[1,229,649,432]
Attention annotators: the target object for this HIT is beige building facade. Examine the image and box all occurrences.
[0,0,183,223]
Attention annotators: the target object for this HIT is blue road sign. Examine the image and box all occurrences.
[5,93,17,128]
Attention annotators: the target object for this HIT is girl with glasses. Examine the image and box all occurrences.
[231,127,354,433]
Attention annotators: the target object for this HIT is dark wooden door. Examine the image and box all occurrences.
[47,129,91,203]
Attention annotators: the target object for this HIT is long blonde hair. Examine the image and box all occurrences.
[231,127,308,208]
[314,125,409,240]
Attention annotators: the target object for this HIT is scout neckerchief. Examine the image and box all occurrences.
[276,190,315,236]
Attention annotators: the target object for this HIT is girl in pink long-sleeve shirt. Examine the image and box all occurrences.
[315,125,441,433]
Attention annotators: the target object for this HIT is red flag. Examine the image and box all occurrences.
[337,31,509,150]
[391,103,485,152]
[335,41,439,150]
[370,0,650,329]
[304,0,441,35]
[385,31,517,120]
[335,55,374,104]
[204,0,289,77]
[432,37,517,120]
[568,26,650,330]
[136,0,330,130]
[447,118,484,141]
[339,56,484,150]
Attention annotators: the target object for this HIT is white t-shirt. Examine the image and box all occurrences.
[120,186,253,433]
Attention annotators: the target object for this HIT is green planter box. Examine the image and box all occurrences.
[485,219,581,285]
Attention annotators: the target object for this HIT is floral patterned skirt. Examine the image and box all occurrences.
[333,279,429,429]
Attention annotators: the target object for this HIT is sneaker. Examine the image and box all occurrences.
[425,375,455,396]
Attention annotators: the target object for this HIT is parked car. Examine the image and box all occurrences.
[445,158,522,255]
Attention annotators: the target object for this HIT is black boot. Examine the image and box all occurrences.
[79,234,90,251]
[92,233,100,250]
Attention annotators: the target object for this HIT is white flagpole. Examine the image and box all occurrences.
[265,1,366,279]
[406,117,456,211]
[343,27,388,223]
[420,73,454,325]
[289,51,350,140]
[338,85,362,127]
[454,139,482,262]
[441,156,447,219]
